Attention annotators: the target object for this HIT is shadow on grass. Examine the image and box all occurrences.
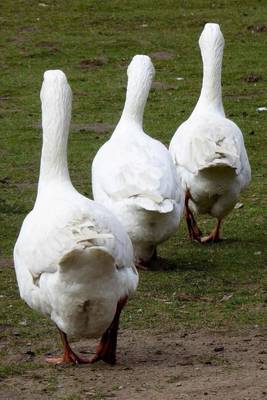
[173,258,217,272]
[150,256,216,273]
[150,256,178,271]
[210,238,239,245]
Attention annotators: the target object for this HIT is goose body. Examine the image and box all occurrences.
[14,70,138,364]
[169,24,251,242]
[92,55,184,266]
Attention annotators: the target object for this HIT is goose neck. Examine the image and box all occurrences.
[195,45,225,115]
[37,93,72,193]
[120,65,153,126]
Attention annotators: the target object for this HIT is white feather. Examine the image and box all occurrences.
[92,55,184,262]
[14,70,138,339]
[170,24,251,220]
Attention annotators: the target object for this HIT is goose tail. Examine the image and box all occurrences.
[193,136,241,174]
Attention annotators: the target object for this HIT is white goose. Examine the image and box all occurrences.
[14,70,138,365]
[169,23,251,243]
[92,55,184,268]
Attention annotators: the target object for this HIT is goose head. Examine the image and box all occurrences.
[41,70,72,127]
[199,23,224,58]
[127,55,155,85]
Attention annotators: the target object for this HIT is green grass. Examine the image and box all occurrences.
[0,0,267,385]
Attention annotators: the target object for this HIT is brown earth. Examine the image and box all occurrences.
[1,328,266,400]
[149,51,175,61]
[31,122,114,135]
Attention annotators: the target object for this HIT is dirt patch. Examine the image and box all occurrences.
[37,41,59,52]
[151,81,177,91]
[31,122,114,134]
[13,182,36,190]
[0,177,36,190]
[18,26,38,33]
[0,96,9,102]
[247,24,267,33]
[9,36,27,45]
[0,176,11,186]
[79,57,108,69]
[149,51,175,61]
[244,73,262,83]
[0,257,13,269]
[71,123,114,134]
[0,328,266,399]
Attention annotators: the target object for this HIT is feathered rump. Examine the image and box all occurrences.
[128,195,175,213]
[173,120,244,175]
[59,235,115,274]
[191,135,241,173]
[93,148,180,214]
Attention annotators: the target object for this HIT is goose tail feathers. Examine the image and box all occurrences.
[191,136,241,174]
[132,195,175,213]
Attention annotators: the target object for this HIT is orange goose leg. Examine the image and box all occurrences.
[185,191,202,242]
[46,328,90,365]
[201,219,222,243]
[135,248,157,271]
[135,259,149,271]
[90,296,128,365]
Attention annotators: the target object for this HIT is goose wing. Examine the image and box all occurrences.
[170,117,247,176]
[93,136,181,212]
[14,198,133,282]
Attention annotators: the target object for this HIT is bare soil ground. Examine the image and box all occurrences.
[1,328,266,400]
